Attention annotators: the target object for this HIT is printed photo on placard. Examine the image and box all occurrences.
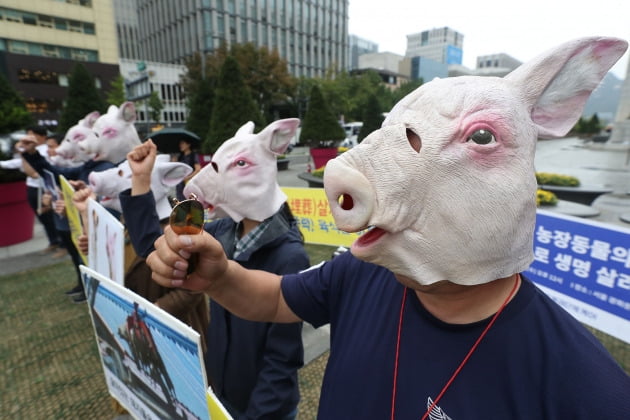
[87,198,125,285]
[80,266,215,420]
[42,169,59,201]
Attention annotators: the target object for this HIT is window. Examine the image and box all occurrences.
[58,74,69,87]
[8,41,28,54]
[68,20,82,33]
[23,13,37,25]
[71,50,89,61]
[43,45,60,58]
[38,15,53,28]
[5,10,22,23]
[55,18,67,30]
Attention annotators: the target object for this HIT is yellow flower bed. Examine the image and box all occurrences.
[311,167,325,178]
[536,189,558,206]
[535,172,580,187]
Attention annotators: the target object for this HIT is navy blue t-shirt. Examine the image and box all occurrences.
[281,251,630,419]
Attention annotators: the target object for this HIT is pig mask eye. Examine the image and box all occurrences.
[467,129,496,145]
[102,128,116,137]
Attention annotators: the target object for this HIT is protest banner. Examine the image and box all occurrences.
[282,186,363,247]
[88,199,125,285]
[526,210,630,344]
[80,266,230,420]
[59,175,87,264]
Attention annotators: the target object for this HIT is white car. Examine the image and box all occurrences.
[340,122,363,148]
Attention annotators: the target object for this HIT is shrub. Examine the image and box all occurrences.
[536,172,580,187]
[536,189,558,206]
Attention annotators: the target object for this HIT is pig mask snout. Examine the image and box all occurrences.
[324,157,374,233]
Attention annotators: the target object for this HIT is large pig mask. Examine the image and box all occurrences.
[324,37,627,287]
[81,102,141,164]
[184,119,299,222]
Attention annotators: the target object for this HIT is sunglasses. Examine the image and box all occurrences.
[169,194,204,273]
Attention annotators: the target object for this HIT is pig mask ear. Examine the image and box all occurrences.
[261,118,300,155]
[506,37,628,138]
[235,121,256,137]
[118,102,137,124]
[81,111,101,128]
[155,162,193,187]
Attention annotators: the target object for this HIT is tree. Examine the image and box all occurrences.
[181,52,217,140]
[59,63,106,133]
[205,55,264,154]
[147,91,163,123]
[357,93,385,142]
[0,73,32,133]
[299,84,346,148]
[106,74,127,106]
[186,77,215,140]
[184,43,296,126]
[392,79,424,104]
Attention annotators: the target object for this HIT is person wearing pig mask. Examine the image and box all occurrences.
[147,37,630,419]
[70,145,210,346]
[122,122,308,420]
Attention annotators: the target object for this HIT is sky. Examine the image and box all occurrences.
[348,0,629,79]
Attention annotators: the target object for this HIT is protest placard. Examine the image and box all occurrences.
[87,199,125,285]
[80,266,230,420]
[59,175,87,264]
[282,186,364,247]
[526,210,630,344]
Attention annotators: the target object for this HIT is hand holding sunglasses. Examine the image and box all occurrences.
[169,194,205,274]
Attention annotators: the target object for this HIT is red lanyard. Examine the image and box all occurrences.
[390,274,520,420]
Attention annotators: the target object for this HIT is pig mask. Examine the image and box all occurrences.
[55,111,99,164]
[184,119,299,222]
[81,102,141,164]
[324,37,628,287]
[89,154,192,219]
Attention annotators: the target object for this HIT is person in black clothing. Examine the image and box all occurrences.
[174,139,200,201]
[17,133,116,303]
[25,126,63,254]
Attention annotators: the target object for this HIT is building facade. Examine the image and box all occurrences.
[0,0,119,128]
[475,53,521,77]
[348,34,378,70]
[113,0,142,61]
[409,56,448,82]
[119,59,188,131]
[135,0,349,78]
[405,27,463,65]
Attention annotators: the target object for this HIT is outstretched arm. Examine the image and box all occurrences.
[146,226,301,323]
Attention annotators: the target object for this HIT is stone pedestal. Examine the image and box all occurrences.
[609,120,630,144]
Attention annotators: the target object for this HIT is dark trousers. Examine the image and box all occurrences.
[26,186,61,247]
[59,229,84,290]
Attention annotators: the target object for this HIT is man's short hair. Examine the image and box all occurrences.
[27,125,47,137]
[46,133,64,144]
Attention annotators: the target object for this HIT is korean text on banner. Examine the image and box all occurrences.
[527,210,630,344]
[282,187,363,247]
